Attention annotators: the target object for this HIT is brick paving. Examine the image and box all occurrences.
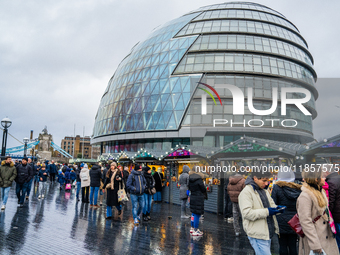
[0,183,280,254]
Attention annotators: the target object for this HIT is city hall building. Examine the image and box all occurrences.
[92,2,317,155]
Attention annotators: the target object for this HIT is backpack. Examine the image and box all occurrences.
[80,171,88,181]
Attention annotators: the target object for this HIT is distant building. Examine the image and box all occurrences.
[60,135,99,159]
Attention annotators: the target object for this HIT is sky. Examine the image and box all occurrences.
[0,0,339,149]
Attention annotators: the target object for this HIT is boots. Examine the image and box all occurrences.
[181,211,190,219]
[143,213,148,221]
[147,212,151,220]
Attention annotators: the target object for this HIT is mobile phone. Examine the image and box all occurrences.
[277,206,286,211]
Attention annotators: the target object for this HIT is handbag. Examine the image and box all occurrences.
[150,187,156,194]
[118,182,129,202]
[288,213,323,238]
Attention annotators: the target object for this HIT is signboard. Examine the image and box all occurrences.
[222,142,275,153]
[167,149,194,157]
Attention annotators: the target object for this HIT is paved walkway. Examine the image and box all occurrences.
[0,182,280,254]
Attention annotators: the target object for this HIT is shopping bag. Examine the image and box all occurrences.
[118,188,129,202]
[65,183,72,190]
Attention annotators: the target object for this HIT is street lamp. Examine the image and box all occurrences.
[23,137,29,157]
[1,117,12,157]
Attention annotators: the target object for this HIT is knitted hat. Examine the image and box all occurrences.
[22,157,28,161]
[142,166,151,172]
[277,166,295,182]
[134,164,142,171]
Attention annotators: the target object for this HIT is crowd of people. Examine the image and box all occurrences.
[1,155,340,255]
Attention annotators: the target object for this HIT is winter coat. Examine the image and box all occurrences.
[80,166,90,187]
[38,169,48,182]
[15,163,34,184]
[57,173,65,185]
[64,168,71,180]
[70,171,77,181]
[126,170,146,195]
[153,171,163,192]
[62,165,67,173]
[34,164,41,176]
[179,165,190,200]
[143,172,155,195]
[49,163,58,174]
[297,183,338,255]
[104,170,123,207]
[326,172,340,222]
[188,172,206,215]
[271,181,301,234]
[227,174,245,203]
[238,178,279,241]
[89,165,102,187]
[0,161,17,188]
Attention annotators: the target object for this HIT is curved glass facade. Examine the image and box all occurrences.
[93,2,317,148]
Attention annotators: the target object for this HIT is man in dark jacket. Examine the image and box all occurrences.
[48,160,58,183]
[89,163,102,207]
[15,157,34,207]
[0,156,17,210]
[324,165,340,251]
[24,158,35,200]
[75,164,81,201]
[126,164,146,225]
[227,173,245,236]
[153,167,163,203]
[224,172,234,222]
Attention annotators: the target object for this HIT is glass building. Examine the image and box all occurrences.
[92,2,317,153]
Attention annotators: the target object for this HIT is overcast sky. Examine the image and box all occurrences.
[0,0,339,149]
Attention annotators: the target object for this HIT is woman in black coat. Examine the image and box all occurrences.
[103,163,123,219]
[271,168,301,255]
[188,170,206,236]
[153,167,163,203]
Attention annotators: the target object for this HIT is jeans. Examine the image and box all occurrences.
[34,175,39,183]
[39,182,46,196]
[191,213,201,229]
[1,187,11,205]
[130,194,144,220]
[335,223,340,253]
[25,178,33,197]
[153,191,161,202]
[16,182,28,204]
[106,205,122,217]
[89,186,99,205]
[278,234,298,255]
[143,193,152,214]
[248,236,271,255]
[232,202,241,233]
[76,182,81,198]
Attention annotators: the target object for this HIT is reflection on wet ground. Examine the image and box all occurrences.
[0,183,279,254]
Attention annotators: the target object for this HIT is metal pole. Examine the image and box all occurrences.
[24,142,28,157]
[1,128,8,157]
[82,126,85,159]
[73,124,75,158]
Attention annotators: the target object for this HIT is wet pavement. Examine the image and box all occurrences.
[0,182,280,254]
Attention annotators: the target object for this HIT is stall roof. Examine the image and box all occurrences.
[209,136,307,158]
[299,134,340,156]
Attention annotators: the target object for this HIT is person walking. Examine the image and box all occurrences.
[15,157,34,207]
[80,164,90,203]
[238,172,283,255]
[323,165,340,252]
[188,167,207,236]
[297,169,339,255]
[33,162,41,186]
[227,172,246,236]
[64,166,71,184]
[127,164,146,226]
[57,170,65,190]
[0,156,17,210]
[271,167,301,255]
[38,163,48,199]
[104,162,123,218]
[120,165,130,194]
[75,165,81,201]
[70,169,77,186]
[179,165,190,219]
[142,166,155,221]
[25,158,35,201]
[48,160,58,183]
[225,172,234,222]
[153,167,163,203]
[89,163,102,208]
